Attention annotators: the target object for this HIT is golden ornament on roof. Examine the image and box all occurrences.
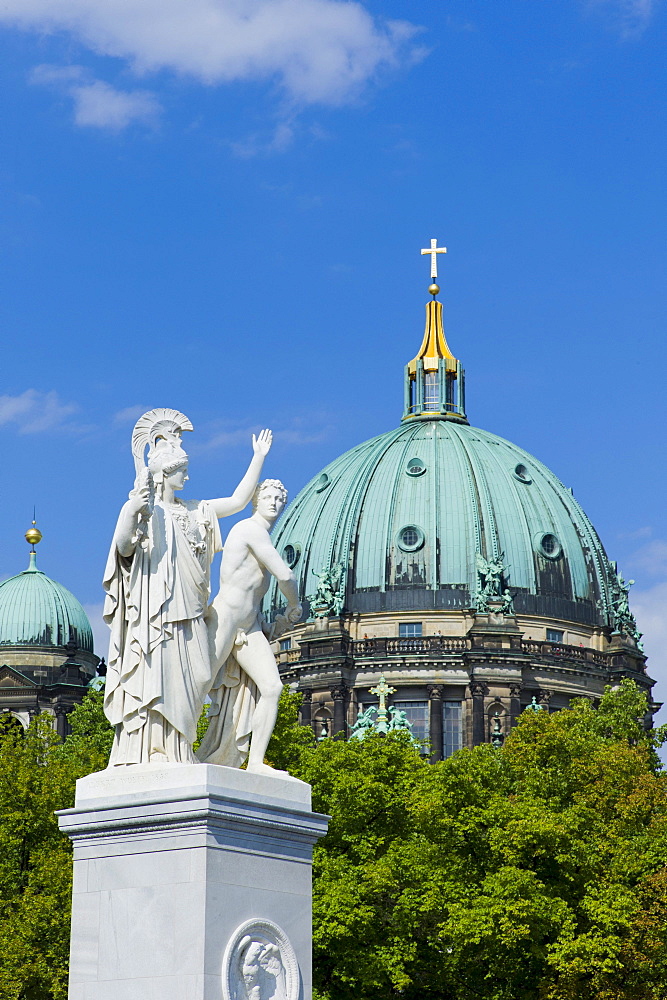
[25,524,42,547]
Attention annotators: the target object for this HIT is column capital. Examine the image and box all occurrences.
[330,684,348,702]
[427,684,443,700]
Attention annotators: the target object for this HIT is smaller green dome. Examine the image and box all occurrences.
[0,553,94,652]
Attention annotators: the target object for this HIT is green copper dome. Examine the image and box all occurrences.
[0,553,94,652]
[268,418,616,627]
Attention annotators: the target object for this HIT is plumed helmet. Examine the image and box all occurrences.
[131,408,193,479]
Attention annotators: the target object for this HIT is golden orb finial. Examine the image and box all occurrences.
[25,519,42,550]
[428,282,440,297]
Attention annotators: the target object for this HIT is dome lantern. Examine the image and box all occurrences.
[403,238,467,423]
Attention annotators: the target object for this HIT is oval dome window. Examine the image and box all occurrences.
[397,525,425,552]
[513,463,532,484]
[315,473,330,493]
[406,457,426,477]
[283,543,301,568]
[537,533,562,560]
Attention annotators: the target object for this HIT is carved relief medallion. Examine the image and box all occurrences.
[222,919,299,1000]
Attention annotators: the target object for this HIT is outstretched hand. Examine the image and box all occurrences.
[252,428,273,458]
[286,603,302,625]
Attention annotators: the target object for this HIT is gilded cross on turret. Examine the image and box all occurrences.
[421,238,447,280]
[370,674,396,729]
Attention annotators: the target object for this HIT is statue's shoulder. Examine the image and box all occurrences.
[182,499,202,513]
[228,516,265,546]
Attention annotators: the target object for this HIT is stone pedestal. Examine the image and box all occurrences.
[58,764,329,1000]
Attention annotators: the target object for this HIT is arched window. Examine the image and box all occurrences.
[423,372,439,411]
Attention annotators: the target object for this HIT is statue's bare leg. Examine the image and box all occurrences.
[233,630,284,773]
[206,600,240,679]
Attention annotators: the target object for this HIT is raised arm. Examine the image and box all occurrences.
[207,430,272,519]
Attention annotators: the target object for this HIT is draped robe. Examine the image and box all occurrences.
[103,498,257,765]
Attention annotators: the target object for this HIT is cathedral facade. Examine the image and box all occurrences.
[264,257,652,758]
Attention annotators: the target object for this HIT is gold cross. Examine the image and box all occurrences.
[421,238,447,279]
[370,674,396,715]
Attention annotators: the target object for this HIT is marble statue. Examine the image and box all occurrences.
[103,408,272,766]
[197,479,302,773]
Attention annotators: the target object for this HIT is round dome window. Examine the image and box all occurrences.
[315,473,330,493]
[406,457,426,477]
[536,533,562,560]
[397,525,425,552]
[283,543,301,568]
[513,463,532,484]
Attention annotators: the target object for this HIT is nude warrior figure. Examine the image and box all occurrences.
[197,479,302,773]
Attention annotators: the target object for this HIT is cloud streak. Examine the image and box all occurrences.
[31,65,160,130]
[199,422,332,451]
[5,0,420,107]
[588,0,660,37]
[632,581,667,738]
[0,390,78,433]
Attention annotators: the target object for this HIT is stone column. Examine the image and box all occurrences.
[58,764,329,1000]
[330,684,348,737]
[299,689,313,728]
[54,704,68,741]
[509,684,522,728]
[471,682,487,746]
[427,685,444,762]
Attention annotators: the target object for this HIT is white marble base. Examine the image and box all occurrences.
[58,764,329,1000]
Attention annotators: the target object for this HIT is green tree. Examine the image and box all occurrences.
[266,687,317,772]
[277,681,667,1000]
[0,694,112,1000]
[2,681,667,1000]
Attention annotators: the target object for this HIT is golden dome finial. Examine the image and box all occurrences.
[428,282,440,297]
[25,511,42,552]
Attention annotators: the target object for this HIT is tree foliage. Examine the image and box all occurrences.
[1,681,666,999]
[279,681,667,1000]
[0,692,111,999]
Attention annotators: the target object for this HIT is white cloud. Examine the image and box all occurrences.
[632,582,667,723]
[199,422,332,451]
[231,121,296,157]
[72,80,160,129]
[112,405,152,426]
[0,389,78,433]
[5,0,420,107]
[632,539,667,578]
[31,64,160,130]
[588,0,660,36]
[618,525,653,541]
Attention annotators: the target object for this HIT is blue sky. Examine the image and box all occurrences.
[1,1,666,714]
